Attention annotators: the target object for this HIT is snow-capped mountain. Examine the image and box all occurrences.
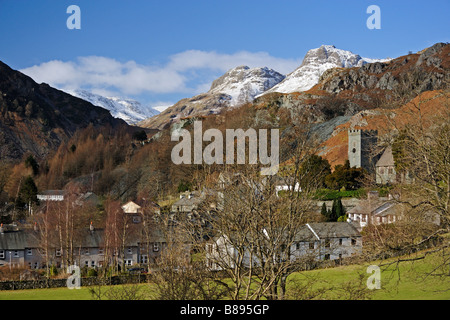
[264,45,391,94]
[139,45,391,129]
[139,65,284,129]
[66,89,160,125]
[208,65,285,106]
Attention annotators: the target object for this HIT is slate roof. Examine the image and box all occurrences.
[308,222,361,239]
[294,222,361,242]
[212,222,361,243]
[38,190,65,196]
[0,230,40,250]
[376,146,395,167]
[0,226,169,251]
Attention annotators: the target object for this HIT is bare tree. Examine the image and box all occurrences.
[185,125,330,300]
[150,215,227,300]
[366,90,450,283]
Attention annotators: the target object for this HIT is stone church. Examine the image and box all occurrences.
[347,129,397,185]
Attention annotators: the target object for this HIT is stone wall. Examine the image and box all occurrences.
[0,274,150,291]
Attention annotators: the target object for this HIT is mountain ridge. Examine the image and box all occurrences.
[138,65,285,130]
[66,89,160,125]
[140,45,391,130]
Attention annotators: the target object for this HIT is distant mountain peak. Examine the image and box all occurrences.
[66,89,160,125]
[208,65,285,106]
[138,65,285,129]
[265,45,390,94]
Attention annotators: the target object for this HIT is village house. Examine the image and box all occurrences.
[0,223,40,269]
[37,190,65,202]
[74,192,100,207]
[171,192,203,214]
[205,222,362,271]
[122,199,161,224]
[273,176,301,196]
[347,191,401,230]
[291,222,362,261]
[0,219,168,270]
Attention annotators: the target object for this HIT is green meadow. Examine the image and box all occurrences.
[0,250,448,300]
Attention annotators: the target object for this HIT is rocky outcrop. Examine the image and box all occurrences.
[318,42,449,95]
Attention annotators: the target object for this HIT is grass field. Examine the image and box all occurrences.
[0,250,448,300]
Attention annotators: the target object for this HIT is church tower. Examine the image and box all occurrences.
[348,129,378,171]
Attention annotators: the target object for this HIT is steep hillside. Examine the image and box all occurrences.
[318,90,449,168]
[0,61,129,161]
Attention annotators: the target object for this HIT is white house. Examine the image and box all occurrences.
[347,191,400,230]
[122,201,142,214]
[37,190,65,202]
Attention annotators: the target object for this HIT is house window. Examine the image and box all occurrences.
[85,261,89,267]
[309,242,315,250]
[351,238,357,246]
[132,216,141,224]
[27,249,33,256]
[140,255,148,264]
[325,239,331,248]
[85,248,90,255]
[153,243,159,252]
[127,247,132,255]
[98,248,104,255]
[0,250,4,259]
[125,259,132,266]
[379,168,384,174]
[296,242,300,250]
[339,239,343,246]
[55,249,62,257]
[324,254,330,261]
[388,168,393,174]
[91,261,95,267]
[13,250,19,258]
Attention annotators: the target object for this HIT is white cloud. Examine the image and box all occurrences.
[21,56,187,95]
[168,50,300,74]
[20,50,301,98]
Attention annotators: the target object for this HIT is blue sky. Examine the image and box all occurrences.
[0,0,448,108]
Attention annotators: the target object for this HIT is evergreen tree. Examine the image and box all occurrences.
[16,176,39,209]
[320,202,328,219]
[327,198,346,222]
